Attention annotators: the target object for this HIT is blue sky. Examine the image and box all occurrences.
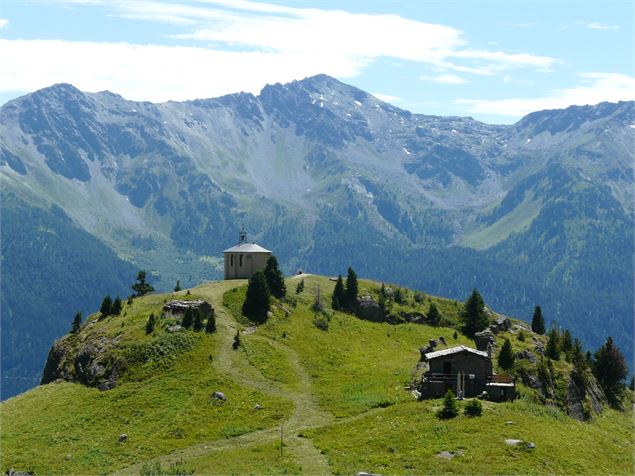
[0,0,633,123]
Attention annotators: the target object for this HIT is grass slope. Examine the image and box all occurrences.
[1,275,633,475]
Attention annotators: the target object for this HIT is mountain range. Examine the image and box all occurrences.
[1,74,633,399]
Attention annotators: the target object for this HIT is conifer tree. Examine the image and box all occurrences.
[593,336,628,403]
[264,255,286,299]
[498,338,515,370]
[428,302,441,326]
[111,296,123,316]
[71,312,82,333]
[331,275,346,311]
[295,279,304,294]
[437,389,459,419]
[546,328,560,360]
[100,295,113,316]
[205,309,216,333]
[345,267,358,309]
[232,330,241,350]
[182,307,194,329]
[242,270,271,323]
[460,289,489,338]
[174,280,182,292]
[561,329,573,360]
[145,313,156,334]
[193,309,204,331]
[131,270,154,297]
[531,305,546,335]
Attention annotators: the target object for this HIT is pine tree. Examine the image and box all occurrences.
[331,275,346,310]
[71,312,82,333]
[394,287,405,304]
[182,307,194,329]
[192,309,204,331]
[145,313,156,334]
[174,280,182,292]
[295,279,304,294]
[546,328,560,360]
[232,330,241,350]
[100,295,113,316]
[498,338,515,370]
[531,305,546,335]
[131,270,154,297]
[437,389,459,419]
[111,296,123,316]
[593,336,628,403]
[345,267,358,309]
[464,399,483,417]
[428,303,441,326]
[264,255,286,299]
[205,308,216,333]
[561,329,573,360]
[242,270,271,323]
[460,289,489,338]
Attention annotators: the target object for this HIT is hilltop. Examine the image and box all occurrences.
[2,275,632,475]
[1,75,634,399]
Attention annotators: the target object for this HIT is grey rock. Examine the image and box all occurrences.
[429,339,437,348]
[163,299,213,317]
[436,451,454,459]
[505,439,523,446]
[526,442,536,449]
[167,325,183,333]
[356,296,384,322]
[474,329,497,351]
[118,433,128,442]
[253,403,263,410]
[212,391,227,401]
[566,369,607,421]
[516,349,537,363]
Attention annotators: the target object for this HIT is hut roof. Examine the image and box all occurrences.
[424,345,488,360]
[223,243,271,253]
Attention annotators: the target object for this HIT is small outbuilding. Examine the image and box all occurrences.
[223,227,271,280]
[419,344,514,401]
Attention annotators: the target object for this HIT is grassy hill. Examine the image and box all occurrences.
[1,275,633,475]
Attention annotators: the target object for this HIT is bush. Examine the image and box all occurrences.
[437,389,459,419]
[145,313,156,334]
[295,278,305,294]
[314,316,329,331]
[518,330,526,342]
[464,399,483,417]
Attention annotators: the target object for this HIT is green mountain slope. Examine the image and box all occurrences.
[2,276,632,475]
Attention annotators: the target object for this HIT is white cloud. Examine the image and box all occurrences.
[0,1,559,102]
[0,18,9,28]
[581,21,620,31]
[455,72,635,118]
[420,74,469,84]
[371,92,402,103]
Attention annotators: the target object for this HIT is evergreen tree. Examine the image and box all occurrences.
[232,330,241,350]
[546,328,560,360]
[71,312,82,333]
[192,309,204,331]
[242,270,271,323]
[145,313,156,334]
[331,275,346,311]
[345,267,358,309]
[182,307,194,329]
[593,336,628,403]
[464,399,483,417]
[205,308,216,333]
[561,329,573,360]
[131,270,154,297]
[174,280,182,292]
[437,389,459,419]
[498,338,515,370]
[295,279,304,294]
[394,287,405,304]
[428,303,441,326]
[572,339,586,369]
[460,289,489,338]
[264,255,286,299]
[100,295,112,316]
[531,305,546,335]
[111,296,123,316]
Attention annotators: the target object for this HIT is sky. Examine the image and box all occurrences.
[0,0,633,123]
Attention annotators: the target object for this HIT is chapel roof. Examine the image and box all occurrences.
[424,345,488,360]
[223,243,271,253]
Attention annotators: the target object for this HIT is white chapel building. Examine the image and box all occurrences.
[223,227,272,280]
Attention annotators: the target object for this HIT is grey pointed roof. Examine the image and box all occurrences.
[424,345,488,360]
[223,243,271,253]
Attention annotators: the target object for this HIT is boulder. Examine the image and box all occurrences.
[399,311,425,323]
[488,324,499,335]
[167,325,183,333]
[163,299,213,317]
[474,329,497,351]
[356,296,384,322]
[253,403,262,411]
[212,391,227,401]
[495,317,512,332]
[429,339,437,349]
[118,433,128,442]
[566,369,607,421]
[504,439,523,446]
[436,451,454,459]
[516,349,537,363]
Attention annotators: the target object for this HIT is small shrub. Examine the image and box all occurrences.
[464,399,483,417]
[232,331,241,350]
[518,330,526,342]
[437,389,459,419]
[296,279,305,294]
[453,330,458,340]
[314,316,329,331]
[145,314,156,335]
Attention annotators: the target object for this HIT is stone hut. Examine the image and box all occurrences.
[419,345,514,401]
[223,227,271,280]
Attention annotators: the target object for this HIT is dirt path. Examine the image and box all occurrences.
[115,280,332,475]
